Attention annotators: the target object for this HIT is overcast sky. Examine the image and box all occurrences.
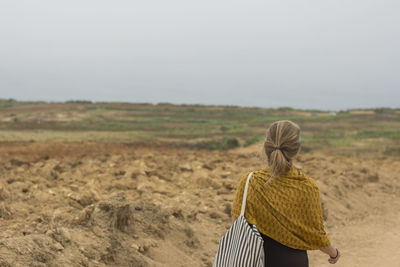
[0,0,399,110]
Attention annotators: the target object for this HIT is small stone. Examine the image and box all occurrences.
[367,173,379,183]
[46,229,54,236]
[114,170,126,176]
[202,164,213,170]
[179,164,193,172]
[223,203,231,216]
[50,170,58,179]
[209,211,221,219]
[53,164,64,173]
[92,226,104,237]
[53,242,64,251]
[220,172,231,178]
[59,227,71,242]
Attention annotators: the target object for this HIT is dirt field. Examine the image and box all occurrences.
[1,101,399,159]
[0,140,399,266]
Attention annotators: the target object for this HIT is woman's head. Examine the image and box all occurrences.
[264,120,301,176]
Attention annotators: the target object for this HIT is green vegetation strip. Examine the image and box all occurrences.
[0,99,399,156]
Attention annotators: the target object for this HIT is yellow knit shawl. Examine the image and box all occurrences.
[231,166,331,250]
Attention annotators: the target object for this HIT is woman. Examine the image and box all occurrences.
[231,120,340,267]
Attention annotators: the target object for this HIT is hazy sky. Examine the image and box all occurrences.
[0,0,399,110]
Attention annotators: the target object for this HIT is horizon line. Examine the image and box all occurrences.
[1,98,399,112]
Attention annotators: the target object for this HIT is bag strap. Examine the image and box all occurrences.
[240,171,253,217]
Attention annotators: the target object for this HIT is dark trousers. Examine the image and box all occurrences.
[249,224,309,267]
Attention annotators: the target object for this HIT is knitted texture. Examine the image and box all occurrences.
[231,166,331,250]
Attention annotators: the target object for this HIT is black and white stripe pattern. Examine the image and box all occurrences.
[213,172,265,267]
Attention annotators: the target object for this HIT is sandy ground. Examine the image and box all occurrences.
[0,141,399,266]
[308,194,400,267]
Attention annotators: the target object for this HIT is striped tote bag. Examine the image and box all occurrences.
[213,172,265,267]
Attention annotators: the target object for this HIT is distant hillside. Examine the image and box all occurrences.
[0,99,399,157]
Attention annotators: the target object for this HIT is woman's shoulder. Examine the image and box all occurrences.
[290,166,320,190]
[236,167,270,185]
[293,167,319,190]
[253,165,271,176]
[238,166,270,178]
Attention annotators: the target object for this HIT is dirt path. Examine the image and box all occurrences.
[309,197,400,267]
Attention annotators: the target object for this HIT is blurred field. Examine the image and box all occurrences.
[0,99,399,266]
[1,99,399,157]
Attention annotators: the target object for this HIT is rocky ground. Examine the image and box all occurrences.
[0,141,399,267]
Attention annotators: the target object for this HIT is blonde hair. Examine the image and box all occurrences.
[264,120,301,176]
